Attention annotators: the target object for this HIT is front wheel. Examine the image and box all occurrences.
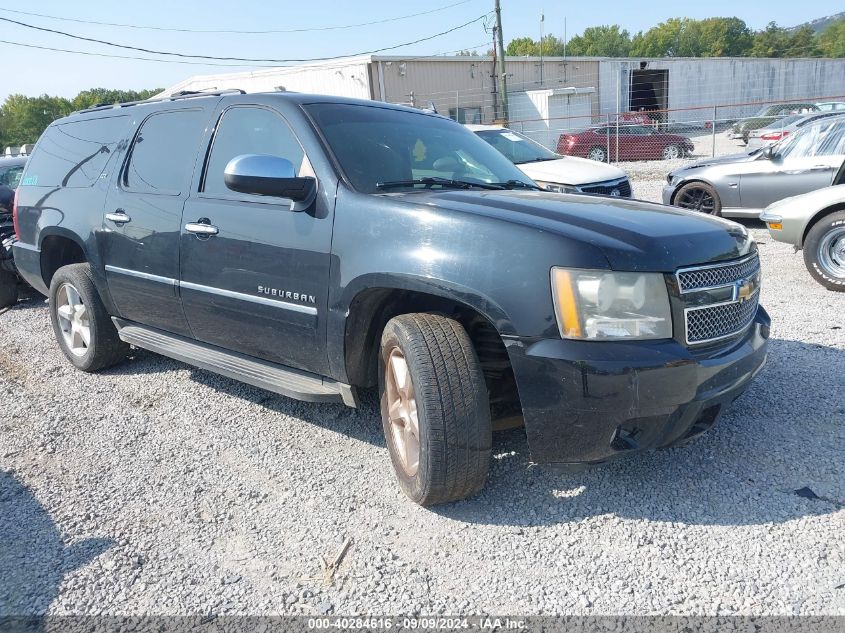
[662,144,683,160]
[803,211,845,291]
[49,263,129,371]
[379,313,492,506]
[673,181,722,216]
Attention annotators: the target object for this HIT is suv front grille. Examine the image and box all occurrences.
[676,254,761,345]
[677,254,760,292]
[685,291,760,344]
[579,178,631,198]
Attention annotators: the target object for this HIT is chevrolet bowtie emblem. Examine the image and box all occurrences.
[735,277,757,302]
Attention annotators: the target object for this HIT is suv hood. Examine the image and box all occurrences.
[396,190,754,272]
[516,157,626,187]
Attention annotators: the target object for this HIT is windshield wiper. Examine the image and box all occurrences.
[490,180,544,190]
[518,157,558,164]
[376,177,504,191]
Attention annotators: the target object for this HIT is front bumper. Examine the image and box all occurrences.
[505,306,770,465]
[662,184,676,205]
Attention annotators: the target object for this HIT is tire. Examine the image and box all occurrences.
[662,144,683,160]
[0,270,17,309]
[49,263,129,371]
[379,313,492,506]
[673,181,722,216]
[587,146,607,162]
[803,211,845,292]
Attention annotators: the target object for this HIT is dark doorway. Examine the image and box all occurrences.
[629,69,668,126]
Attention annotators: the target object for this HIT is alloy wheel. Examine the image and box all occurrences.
[384,346,420,477]
[55,282,91,357]
[587,147,607,162]
[677,187,717,214]
[663,144,682,160]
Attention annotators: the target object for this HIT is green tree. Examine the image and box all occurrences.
[751,22,791,57]
[817,19,845,57]
[566,25,632,57]
[506,36,539,56]
[784,25,821,57]
[0,88,162,151]
[696,17,753,56]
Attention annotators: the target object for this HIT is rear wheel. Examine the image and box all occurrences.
[587,146,607,162]
[673,182,722,216]
[379,313,492,506]
[49,263,129,371]
[803,211,845,291]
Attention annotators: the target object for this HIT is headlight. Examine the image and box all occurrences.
[535,181,580,193]
[550,268,673,340]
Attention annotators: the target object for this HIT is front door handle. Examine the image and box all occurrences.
[106,209,131,225]
[185,219,219,237]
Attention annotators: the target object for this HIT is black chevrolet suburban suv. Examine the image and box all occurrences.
[12,91,770,505]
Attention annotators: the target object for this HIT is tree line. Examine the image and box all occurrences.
[0,88,161,149]
[505,17,845,59]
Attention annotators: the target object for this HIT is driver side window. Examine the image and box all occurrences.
[203,106,306,196]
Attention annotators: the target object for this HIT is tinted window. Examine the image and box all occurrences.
[204,106,305,196]
[124,109,207,194]
[305,103,533,194]
[24,115,128,188]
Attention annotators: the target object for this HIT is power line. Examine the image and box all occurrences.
[0,38,494,69]
[0,39,280,67]
[0,14,491,63]
[0,2,477,34]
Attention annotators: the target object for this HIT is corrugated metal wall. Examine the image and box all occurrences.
[598,58,845,125]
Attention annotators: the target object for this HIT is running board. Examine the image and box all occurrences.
[112,319,358,407]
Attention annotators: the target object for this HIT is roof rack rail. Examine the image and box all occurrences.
[74,88,247,115]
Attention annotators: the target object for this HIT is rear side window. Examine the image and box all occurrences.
[123,109,208,195]
[24,115,128,188]
[202,106,306,196]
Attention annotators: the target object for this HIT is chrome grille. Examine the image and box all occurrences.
[676,254,762,345]
[677,254,760,292]
[686,291,760,344]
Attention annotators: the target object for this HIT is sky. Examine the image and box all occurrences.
[1,0,843,101]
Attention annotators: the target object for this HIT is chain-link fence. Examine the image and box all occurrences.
[379,57,845,170]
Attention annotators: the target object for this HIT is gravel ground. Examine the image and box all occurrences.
[1,162,843,617]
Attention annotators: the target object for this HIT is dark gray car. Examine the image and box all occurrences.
[664,115,845,217]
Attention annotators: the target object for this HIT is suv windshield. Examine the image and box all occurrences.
[305,103,536,193]
[474,128,558,164]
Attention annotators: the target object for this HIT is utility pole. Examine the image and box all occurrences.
[494,0,508,122]
[539,9,544,86]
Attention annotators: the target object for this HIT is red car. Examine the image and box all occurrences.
[557,125,695,162]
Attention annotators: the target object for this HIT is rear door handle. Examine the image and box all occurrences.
[105,209,131,224]
[185,220,219,236]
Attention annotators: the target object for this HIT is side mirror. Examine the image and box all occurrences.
[762,145,776,160]
[224,154,316,202]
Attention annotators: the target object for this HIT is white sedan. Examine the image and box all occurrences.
[467,125,632,198]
